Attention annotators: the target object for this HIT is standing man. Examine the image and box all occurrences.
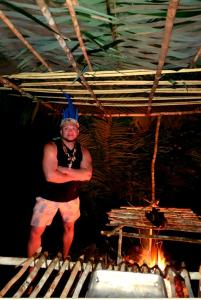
[27,94,92,259]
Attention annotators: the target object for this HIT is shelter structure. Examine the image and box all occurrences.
[0,0,201,117]
[0,2,201,298]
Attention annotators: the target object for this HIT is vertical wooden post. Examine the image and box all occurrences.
[117,228,123,265]
[151,115,161,204]
[149,116,162,257]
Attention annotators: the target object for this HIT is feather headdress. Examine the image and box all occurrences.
[60,93,79,127]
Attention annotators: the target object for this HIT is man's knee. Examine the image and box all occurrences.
[63,222,74,233]
[29,226,46,239]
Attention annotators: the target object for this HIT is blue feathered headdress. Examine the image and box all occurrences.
[60,93,79,127]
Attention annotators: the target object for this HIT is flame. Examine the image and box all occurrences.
[150,246,167,271]
[127,244,167,271]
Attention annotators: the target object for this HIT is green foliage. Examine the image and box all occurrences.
[1,0,201,71]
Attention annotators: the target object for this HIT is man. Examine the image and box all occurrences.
[27,94,92,259]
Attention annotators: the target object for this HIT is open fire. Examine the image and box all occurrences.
[124,243,167,271]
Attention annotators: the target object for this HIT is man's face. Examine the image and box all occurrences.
[60,122,79,142]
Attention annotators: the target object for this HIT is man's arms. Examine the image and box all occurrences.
[42,142,92,183]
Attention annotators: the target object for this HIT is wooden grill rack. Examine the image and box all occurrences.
[101,206,201,262]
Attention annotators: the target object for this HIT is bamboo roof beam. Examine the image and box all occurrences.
[5,68,201,79]
[19,80,201,87]
[77,110,201,117]
[14,87,201,94]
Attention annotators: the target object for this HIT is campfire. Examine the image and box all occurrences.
[124,244,167,271]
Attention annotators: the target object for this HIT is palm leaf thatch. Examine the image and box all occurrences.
[0,0,201,117]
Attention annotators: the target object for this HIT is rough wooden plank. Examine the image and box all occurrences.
[72,262,92,298]
[60,260,81,298]
[13,253,47,298]
[44,258,70,298]
[29,256,60,297]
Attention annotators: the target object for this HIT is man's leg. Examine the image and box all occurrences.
[63,222,75,259]
[28,197,58,257]
[27,226,46,257]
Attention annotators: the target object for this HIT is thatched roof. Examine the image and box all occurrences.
[0,0,201,117]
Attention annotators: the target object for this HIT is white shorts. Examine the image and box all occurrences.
[31,196,80,227]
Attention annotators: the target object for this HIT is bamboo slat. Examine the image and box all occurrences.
[6,68,201,80]
[1,67,201,117]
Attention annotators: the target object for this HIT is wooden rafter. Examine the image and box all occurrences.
[35,0,106,115]
[65,0,93,72]
[147,0,180,114]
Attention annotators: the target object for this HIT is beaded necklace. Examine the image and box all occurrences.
[62,142,77,168]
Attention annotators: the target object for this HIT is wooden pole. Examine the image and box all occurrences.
[117,228,123,265]
[149,116,162,260]
[101,230,201,244]
[151,115,161,204]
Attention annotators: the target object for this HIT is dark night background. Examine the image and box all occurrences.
[0,92,200,275]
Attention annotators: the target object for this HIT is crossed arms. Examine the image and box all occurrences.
[42,141,92,183]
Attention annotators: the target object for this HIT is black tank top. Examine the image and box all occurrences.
[40,139,83,202]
